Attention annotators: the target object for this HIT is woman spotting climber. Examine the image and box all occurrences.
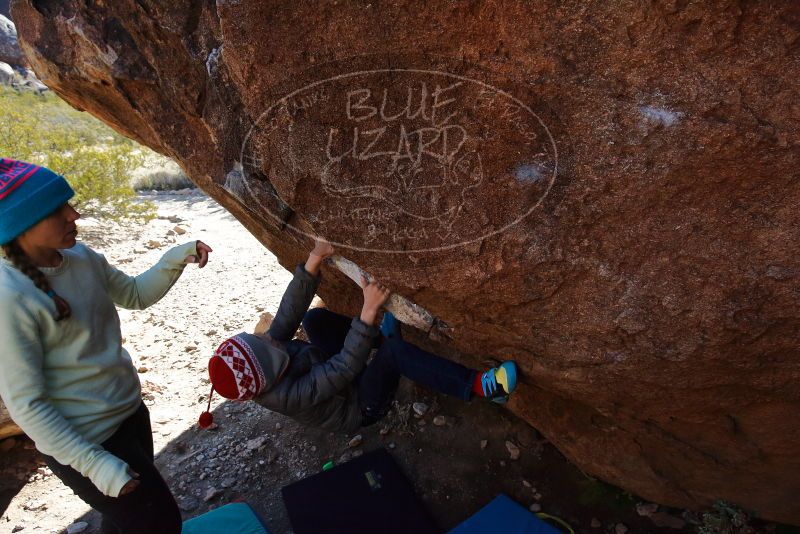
[201,238,518,433]
[0,159,212,533]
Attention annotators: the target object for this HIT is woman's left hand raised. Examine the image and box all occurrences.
[185,240,213,268]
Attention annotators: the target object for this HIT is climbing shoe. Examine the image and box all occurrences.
[477,361,518,404]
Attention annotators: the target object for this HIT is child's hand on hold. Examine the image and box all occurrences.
[310,237,334,260]
[359,276,391,325]
[305,237,334,276]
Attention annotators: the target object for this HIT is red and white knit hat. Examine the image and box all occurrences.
[198,335,268,428]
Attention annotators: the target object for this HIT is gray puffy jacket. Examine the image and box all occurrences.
[253,264,378,432]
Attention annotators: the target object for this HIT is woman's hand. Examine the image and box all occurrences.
[118,470,140,497]
[359,276,391,325]
[305,237,334,276]
[184,240,213,268]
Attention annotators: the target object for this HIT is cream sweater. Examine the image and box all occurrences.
[0,241,196,497]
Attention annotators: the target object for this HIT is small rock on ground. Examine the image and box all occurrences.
[636,502,659,517]
[245,436,268,451]
[22,500,46,511]
[505,440,520,460]
[204,487,221,502]
[178,496,199,511]
[412,402,429,416]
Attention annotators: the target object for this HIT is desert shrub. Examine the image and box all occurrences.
[133,168,194,191]
[0,87,154,220]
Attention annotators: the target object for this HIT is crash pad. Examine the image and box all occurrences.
[448,494,564,534]
[182,502,269,534]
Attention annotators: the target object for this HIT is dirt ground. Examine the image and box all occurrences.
[0,191,788,534]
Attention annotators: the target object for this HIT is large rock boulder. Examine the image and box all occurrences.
[10,0,800,524]
[0,14,22,66]
[0,60,13,84]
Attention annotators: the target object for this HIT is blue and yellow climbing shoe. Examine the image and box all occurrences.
[477,361,518,404]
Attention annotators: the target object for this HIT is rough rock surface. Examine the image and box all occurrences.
[9,0,800,524]
[0,400,21,440]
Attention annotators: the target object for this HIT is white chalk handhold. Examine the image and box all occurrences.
[328,255,449,338]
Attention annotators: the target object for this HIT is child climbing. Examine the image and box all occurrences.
[0,159,212,533]
[202,238,517,433]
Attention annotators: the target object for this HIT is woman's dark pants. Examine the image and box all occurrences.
[41,402,181,534]
[302,308,477,425]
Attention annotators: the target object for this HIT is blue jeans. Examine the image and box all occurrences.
[302,308,477,426]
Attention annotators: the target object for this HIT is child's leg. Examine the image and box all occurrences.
[376,311,478,400]
[380,313,517,404]
[357,342,403,424]
[301,307,354,358]
[357,337,478,425]
[385,337,477,401]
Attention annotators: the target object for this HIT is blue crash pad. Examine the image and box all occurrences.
[182,502,269,534]
[448,494,563,534]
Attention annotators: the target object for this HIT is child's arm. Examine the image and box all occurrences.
[0,295,133,498]
[279,316,377,411]
[91,240,211,310]
[268,239,333,342]
[278,280,390,411]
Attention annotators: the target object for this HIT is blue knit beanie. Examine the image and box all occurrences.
[0,158,75,245]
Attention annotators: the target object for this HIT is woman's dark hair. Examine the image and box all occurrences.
[1,240,71,321]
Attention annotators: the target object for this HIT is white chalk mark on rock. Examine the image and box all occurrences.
[206,46,221,75]
[639,105,683,127]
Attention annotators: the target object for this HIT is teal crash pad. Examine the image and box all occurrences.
[448,494,563,534]
[182,502,269,534]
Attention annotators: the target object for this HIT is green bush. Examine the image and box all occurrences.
[0,87,154,220]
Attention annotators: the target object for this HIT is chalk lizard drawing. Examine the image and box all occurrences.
[238,65,558,253]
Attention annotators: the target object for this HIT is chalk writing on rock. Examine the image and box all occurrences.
[240,67,557,253]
